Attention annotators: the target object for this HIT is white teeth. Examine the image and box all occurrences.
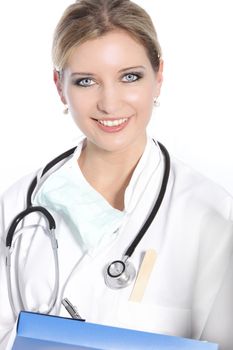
[98,118,128,127]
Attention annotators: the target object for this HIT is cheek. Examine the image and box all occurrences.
[65,89,91,116]
[126,88,154,115]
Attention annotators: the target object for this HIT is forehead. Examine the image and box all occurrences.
[65,30,152,70]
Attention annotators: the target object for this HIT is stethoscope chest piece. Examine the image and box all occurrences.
[104,256,136,289]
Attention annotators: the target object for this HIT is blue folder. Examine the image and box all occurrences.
[12,311,218,350]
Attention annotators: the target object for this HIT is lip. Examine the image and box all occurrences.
[92,116,131,133]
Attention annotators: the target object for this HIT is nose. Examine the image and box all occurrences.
[97,84,122,115]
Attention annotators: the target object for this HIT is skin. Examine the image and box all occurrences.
[54,29,163,210]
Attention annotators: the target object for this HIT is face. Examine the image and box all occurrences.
[55,30,163,154]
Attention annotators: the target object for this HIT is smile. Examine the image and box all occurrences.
[97,118,128,127]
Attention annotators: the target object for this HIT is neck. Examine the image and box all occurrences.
[78,137,147,210]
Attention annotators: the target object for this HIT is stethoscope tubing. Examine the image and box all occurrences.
[5,140,170,312]
[6,206,56,247]
[124,142,170,258]
[26,147,76,207]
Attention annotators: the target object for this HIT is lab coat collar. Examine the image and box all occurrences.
[32,134,163,255]
[124,136,162,214]
[72,134,163,215]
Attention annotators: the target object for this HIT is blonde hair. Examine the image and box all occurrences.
[52,0,162,73]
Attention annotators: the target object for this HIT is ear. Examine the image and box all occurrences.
[53,69,67,105]
[154,59,164,97]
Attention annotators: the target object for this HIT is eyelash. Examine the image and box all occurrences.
[73,72,143,87]
[122,72,143,83]
[74,78,94,87]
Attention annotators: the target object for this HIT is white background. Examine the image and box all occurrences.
[0,0,232,195]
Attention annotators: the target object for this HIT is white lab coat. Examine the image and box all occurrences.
[0,138,233,350]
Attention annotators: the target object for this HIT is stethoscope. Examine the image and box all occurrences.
[5,141,170,317]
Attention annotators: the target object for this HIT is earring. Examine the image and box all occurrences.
[153,97,160,107]
[63,104,69,114]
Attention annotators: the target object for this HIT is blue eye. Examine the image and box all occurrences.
[74,78,95,87]
[122,73,141,83]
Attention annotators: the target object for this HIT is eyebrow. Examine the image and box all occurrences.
[119,65,146,73]
[70,65,146,77]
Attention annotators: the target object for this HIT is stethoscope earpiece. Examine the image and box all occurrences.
[104,257,136,289]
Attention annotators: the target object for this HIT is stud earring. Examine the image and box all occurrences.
[63,104,69,114]
[153,97,160,107]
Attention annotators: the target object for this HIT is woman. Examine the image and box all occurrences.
[0,0,232,349]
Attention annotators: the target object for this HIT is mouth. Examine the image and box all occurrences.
[92,117,131,133]
[97,118,128,127]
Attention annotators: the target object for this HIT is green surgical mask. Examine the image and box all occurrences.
[33,156,125,252]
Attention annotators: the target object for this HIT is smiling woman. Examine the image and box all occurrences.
[0,1,233,350]
[55,30,162,157]
[54,29,163,209]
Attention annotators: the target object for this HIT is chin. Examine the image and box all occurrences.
[91,135,145,154]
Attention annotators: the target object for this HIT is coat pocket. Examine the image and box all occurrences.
[117,301,191,338]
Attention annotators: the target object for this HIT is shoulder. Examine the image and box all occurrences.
[169,156,233,221]
[0,171,40,236]
[0,171,38,203]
